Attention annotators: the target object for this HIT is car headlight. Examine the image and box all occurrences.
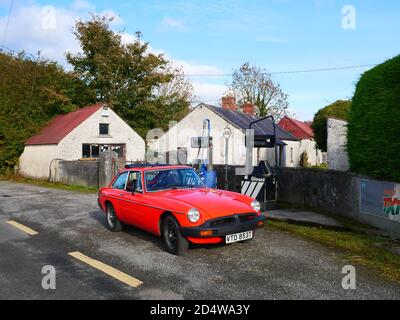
[187,208,200,223]
[251,200,261,212]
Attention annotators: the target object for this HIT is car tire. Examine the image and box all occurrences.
[162,216,189,255]
[106,203,123,232]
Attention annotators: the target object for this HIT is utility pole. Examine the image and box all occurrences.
[223,126,232,190]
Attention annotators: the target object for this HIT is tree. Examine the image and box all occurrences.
[348,55,400,181]
[66,15,192,137]
[312,100,351,152]
[227,62,291,119]
[153,64,195,129]
[0,51,96,174]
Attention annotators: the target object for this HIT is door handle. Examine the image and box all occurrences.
[119,193,124,197]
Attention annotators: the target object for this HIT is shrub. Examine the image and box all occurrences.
[299,151,309,168]
[348,55,400,181]
[312,100,351,152]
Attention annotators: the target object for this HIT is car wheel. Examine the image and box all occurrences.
[106,203,123,232]
[162,216,189,255]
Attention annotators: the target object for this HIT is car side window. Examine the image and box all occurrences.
[126,171,142,192]
[112,172,128,190]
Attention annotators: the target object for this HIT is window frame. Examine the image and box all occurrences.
[81,143,125,159]
[112,171,129,190]
[143,168,205,193]
[125,171,143,193]
[99,123,110,135]
[82,144,91,158]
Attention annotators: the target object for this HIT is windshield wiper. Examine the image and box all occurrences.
[170,185,200,190]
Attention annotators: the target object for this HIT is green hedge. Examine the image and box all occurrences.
[348,55,400,181]
[312,100,350,152]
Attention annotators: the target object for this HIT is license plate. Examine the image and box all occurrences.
[225,231,253,244]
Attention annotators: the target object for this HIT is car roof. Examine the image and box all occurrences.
[124,165,192,172]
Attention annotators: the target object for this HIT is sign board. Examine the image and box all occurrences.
[360,179,400,222]
[241,175,266,201]
[245,135,275,148]
[191,137,212,148]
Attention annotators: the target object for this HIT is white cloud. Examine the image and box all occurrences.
[191,83,228,105]
[161,17,186,30]
[173,59,224,76]
[71,0,95,11]
[0,1,225,105]
[0,3,82,64]
[99,9,124,25]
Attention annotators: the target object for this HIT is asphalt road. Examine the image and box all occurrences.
[0,181,399,300]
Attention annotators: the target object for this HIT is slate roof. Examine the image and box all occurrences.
[202,104,298,143]
[25,103,103,145]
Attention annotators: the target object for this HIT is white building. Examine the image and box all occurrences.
[327,118,350,171]
[149,101,301,167]
[278,116,324,167]
[19,103,145,179]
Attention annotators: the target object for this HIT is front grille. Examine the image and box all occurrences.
[210,217,235,227]
[209,213,256,227]
[238,213,257,222]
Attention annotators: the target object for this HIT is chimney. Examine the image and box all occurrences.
[221,96,237,111]
[242,102,256,115]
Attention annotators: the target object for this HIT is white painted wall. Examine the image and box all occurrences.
[19,145,58,179]
[19,107,145,179]
[327,118,349,171]
[150,104,324,168]
[57,107,145,162]
[149,104,324,168]
[281,139,323,167]
[149,105,259,165]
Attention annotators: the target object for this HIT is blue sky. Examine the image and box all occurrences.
[1,0,399,120]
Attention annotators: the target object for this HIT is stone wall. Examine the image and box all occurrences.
[213,165,243,193]
[277,167,400,237]
[50,160,99,188]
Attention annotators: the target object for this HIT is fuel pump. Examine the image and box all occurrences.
[191,119,217,188]
[241,116,278,209]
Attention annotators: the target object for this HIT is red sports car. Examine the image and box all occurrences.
[98,165,266,255]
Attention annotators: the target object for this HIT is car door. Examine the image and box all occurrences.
[121,171,144,227]
[108,171,129,222]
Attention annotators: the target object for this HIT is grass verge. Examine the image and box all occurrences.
[267,220,400,285]
[0,174,98,194]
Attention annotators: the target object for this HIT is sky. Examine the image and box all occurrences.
[0,0,399,120]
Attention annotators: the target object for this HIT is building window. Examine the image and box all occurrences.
[99,123,109,135]
[82,144,125,158]
[82,144,91,158]
[110,145,124,158]
[91,144,99,158]
[290,147,294,163]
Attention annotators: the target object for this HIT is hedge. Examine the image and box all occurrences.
[347,55,400,181]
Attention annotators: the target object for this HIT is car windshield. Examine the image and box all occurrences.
[145,168,205,192]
